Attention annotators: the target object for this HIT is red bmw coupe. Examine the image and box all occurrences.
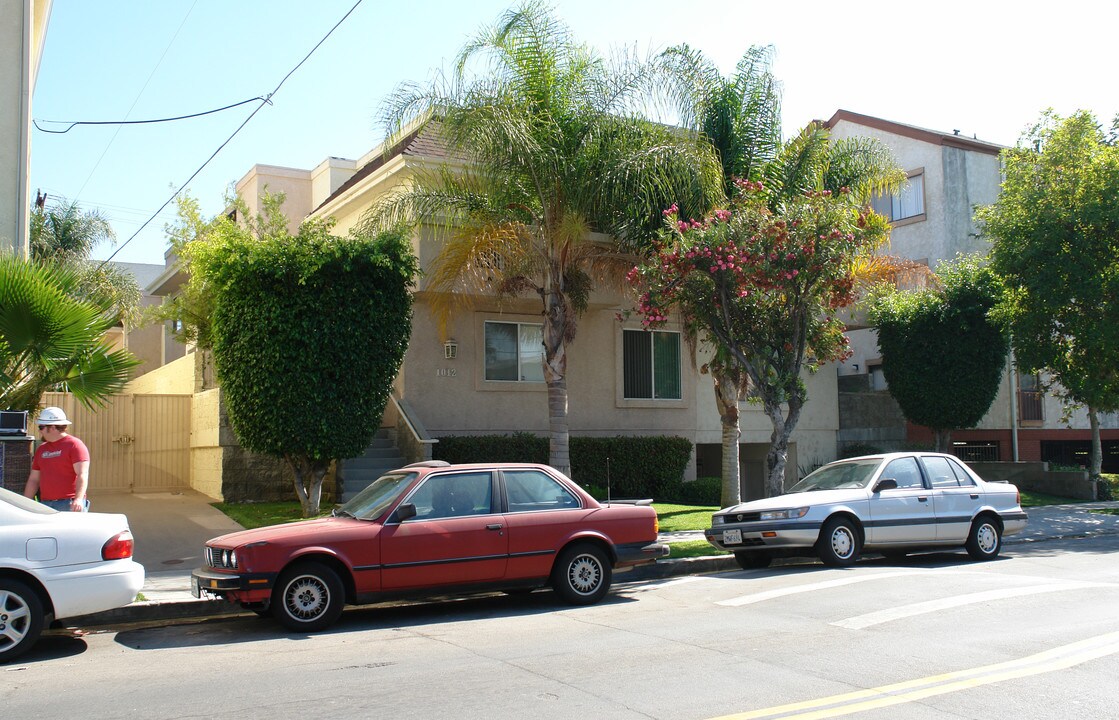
[192,461,668,631]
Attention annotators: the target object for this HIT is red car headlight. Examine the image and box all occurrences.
[102,530,135,560]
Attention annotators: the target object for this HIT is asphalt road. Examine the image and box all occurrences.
[4,535,1117,720]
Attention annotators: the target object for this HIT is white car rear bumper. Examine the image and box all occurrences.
[40,559,146,619]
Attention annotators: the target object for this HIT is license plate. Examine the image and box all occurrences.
[190,575,201,598]
[723,529,742,545]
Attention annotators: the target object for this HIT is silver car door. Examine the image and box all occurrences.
[868,456,937,543]
[925,456,981,541]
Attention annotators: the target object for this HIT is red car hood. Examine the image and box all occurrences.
[208,516,370,547]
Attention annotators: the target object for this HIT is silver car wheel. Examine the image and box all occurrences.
[271,562,345,632]
[818,517,862,567]
[567,553,603,596]
[967,517,1002,561]
[553,543,612,605]
[285,575,329,620]
[976,524,998,554]
[0,589,32,650]
[831,526,855,559]
[0,579,45,663]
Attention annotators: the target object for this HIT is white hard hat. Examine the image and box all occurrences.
[36,406,71,425]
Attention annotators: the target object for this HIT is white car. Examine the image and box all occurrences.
[705,452,1028,570]
[0,486,145,663]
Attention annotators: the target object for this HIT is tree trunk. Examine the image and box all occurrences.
[763,395,802,498]
[541,280,570,476]
[1088,407,1103,483]
[287,455,329,518]
[933,429,952,453]
[712,367,742,507]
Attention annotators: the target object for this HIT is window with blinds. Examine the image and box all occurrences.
[623,329,681,400]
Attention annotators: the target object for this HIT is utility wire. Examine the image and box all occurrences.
[72,1,198,204]
[34,97,270,134]
[99,0,364,267]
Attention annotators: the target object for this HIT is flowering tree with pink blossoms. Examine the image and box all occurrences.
[632,180,890,498]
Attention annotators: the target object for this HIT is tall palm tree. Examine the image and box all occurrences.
[366,1,723,474]
[0,254,139,412]
[30,197,142,327]
[662,45,904,503]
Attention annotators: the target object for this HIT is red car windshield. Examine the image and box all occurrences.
[338,472,417,520]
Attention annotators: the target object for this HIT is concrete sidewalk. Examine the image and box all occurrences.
[69,492,1119,627]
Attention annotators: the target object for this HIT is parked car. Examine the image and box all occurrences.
[0,487,145,663]
[192,461,668,631]
[705,452,1028,570]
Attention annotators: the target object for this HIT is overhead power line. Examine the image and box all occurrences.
[33,97,271,134]
[98,0,364,267]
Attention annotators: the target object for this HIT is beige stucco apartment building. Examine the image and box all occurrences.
[0,0,52,257]
[228,124,839,498]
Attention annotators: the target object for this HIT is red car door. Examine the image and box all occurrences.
[500,468,589,580]
[379,470,507,590]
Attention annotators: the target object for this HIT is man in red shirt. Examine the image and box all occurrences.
[24,407,91,512]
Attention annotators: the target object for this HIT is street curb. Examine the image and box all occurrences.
[64,598,245,627]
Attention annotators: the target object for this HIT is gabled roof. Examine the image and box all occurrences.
[824,109,1005,156]
[312,123,453,214]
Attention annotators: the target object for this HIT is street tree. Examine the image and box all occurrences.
[193,220,417,517]
[978,110,1119,479]
[365,1,723,475]
[0,254,139,412]
[633,180,891,498]
[656,44,781,506]
[867,253,1009,452]
[656,45,904,503]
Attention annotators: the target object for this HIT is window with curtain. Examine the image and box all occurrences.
[623,329,681,400]
[871,170,925,222]
[485,321,544,382]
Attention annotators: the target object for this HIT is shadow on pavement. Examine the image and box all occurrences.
[111,589,636,652]
[11,632,89,664]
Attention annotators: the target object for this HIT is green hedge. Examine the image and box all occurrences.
[433,433,693,499]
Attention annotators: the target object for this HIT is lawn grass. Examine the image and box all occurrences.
[1019,490,1083,507]
[211,501,327,529]
[668,539,728,559]
[653,503,718,532]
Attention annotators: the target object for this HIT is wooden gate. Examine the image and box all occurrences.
[41,393,190,492]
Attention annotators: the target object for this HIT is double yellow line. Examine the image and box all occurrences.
[710,631,1119,719]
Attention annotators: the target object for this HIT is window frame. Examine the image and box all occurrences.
[872,168,926,227]
[482,319,545,385]
[619,327,684,403]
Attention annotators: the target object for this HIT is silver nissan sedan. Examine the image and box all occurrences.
[705,452,1028,570]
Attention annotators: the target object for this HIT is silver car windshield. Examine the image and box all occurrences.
[338,472,417,520]
[787,459,882,493]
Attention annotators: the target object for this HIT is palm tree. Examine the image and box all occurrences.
[30,197,141,327]
[662,45,904,503]
[365,1,723,474]
[0,254,140,413]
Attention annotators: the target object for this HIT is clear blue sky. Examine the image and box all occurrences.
[30,0,1117,266]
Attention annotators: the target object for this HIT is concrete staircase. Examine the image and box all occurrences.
[338,429,406,503]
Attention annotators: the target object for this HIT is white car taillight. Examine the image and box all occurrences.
[102,530,135,560]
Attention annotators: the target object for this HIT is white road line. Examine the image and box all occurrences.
[716,570,936,607]
[707,630,1119,720]
[832,580,1115,629]
[625,576,706,592]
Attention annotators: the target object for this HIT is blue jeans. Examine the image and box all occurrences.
[42,498,89,512]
